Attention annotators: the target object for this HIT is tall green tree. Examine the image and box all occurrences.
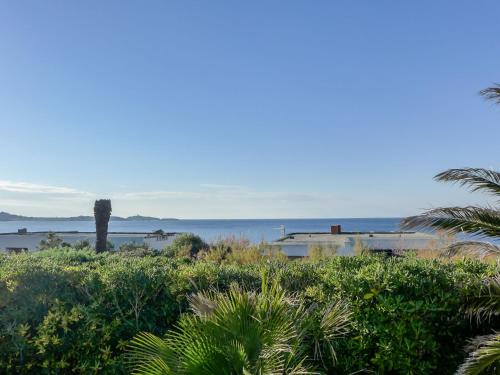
[403,84,500,375]
[94,199,112,253]
[402,84,500,258]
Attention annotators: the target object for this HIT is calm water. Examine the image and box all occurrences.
[0,218,403,243]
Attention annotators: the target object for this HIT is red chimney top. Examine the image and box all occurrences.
[331,225,341,234]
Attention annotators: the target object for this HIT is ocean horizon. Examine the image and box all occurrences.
[0,217,404,243]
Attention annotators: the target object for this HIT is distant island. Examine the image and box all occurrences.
[0,212,178,222]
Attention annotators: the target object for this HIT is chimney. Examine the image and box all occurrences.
[330,225,341,234]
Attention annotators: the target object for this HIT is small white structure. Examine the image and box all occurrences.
[0,231,180,252]
[273,225,441,257]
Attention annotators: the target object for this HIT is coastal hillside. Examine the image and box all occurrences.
[0,211,177,222]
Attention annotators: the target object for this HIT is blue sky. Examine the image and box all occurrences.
[0,1,498,218]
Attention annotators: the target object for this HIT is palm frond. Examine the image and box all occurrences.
[320,301,352,339]
[188,291,218,317]
[442,241,500,259]
[401,206,500,238]
[465,277,500,324]
[128,276,352,374]
[127,279,322,374]
[456,332,500,375]
[434,168,500,197]
[480,84,500,104]
[298,300,351,370]
[126,332,174,375]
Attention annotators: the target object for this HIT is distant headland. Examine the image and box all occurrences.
[0,211,178,222]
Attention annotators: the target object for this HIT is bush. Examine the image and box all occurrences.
[37,232,71,251]
[307,243,339,260]
[128,279,351,374]
[199,237,287,264]
[73,239,92,250]
[118,242,156,257]
[0,250,497,374]
[163,233,208,258]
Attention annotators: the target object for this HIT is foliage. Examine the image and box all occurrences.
[480,83,500,104]
[199,237,287,264]
[456,276,500,375]
[38,232,70,251]
[307,243,338,260]
[107,240,115,251]
[402,167,500,257]
[73,239,92,250]
[119,242,156,257]
[128,276,351,374]
[352,237,369,256]
[403,205,500,240]
[465,277,500,324]
[163,233,208,258]
[0,250,497,374]
[456,333,500,375]
[401,163,500,372]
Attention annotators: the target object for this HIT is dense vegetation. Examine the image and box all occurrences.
[0,244,498,374]
[403,165,500,373]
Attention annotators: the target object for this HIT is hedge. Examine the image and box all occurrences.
[0,249,497,374]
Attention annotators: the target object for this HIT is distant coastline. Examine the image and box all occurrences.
[0,211,178,222]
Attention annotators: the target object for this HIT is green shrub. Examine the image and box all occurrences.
[0,250,497,374]
[73,239,92,250]
[37,232,71,251]
[128,278,351,374]
[118,242,156,257]
[163,233,208,258]
[199,237,287,265]
[307,243,339,260]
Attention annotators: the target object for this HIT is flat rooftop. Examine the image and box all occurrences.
[272,231,441,253]
[275,231,437,244]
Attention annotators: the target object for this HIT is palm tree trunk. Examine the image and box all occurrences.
[94,199,112,253]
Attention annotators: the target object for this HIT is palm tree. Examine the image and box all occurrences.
[127,277,351,374]
[401,86,500,256]
[480,83,500,104]
[402,171,500,375]
[402,83,500,257]
[94,199,112,253]
[401,167,500,257]
[402,84,500,375]
[456,277,500,375]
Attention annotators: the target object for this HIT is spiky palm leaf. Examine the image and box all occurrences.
[465,277,500,324]
[456,333,500,375]
[457,276,500,375]
[128,280,350,374]
[299,301,352,369]
[127,332,176,375]
[457,278,500,375]
[434,168,500,198]
[402,206,500,239]
[480,84,500,104]
[402,166,500,259]
[443,242,500,259]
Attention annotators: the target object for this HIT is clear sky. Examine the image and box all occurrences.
[0,1,499,218]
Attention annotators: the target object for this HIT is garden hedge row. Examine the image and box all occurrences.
[0,249,497,374]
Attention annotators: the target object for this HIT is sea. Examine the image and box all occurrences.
[0,218,403,243]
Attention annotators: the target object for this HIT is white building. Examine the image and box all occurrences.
[0,231,180,252]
